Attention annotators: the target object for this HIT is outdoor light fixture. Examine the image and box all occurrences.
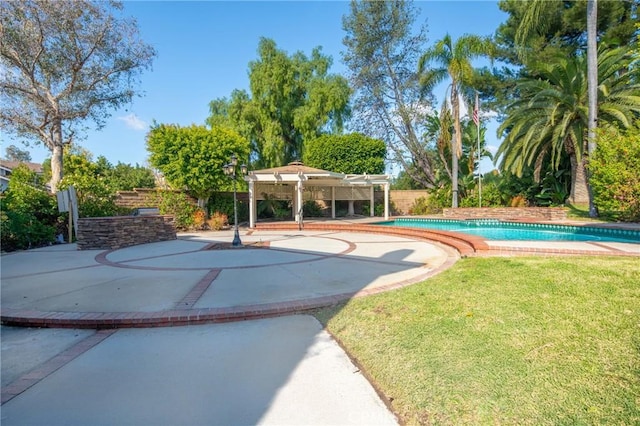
[223,154,248,246]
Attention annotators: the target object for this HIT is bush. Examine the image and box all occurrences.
[1,209,56,251]
[207,193,249,225]
[1,165,58,251]
[149,190,198,230]
[460,182,506,208]
[589,126,640,221]
[303,200,324,217]
[257,194,290,220]
[193,208,206,230]
[207,212,228,230]
[362,202,390,217]
[409,186,451,215]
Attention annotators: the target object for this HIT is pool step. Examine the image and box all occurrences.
[254,222,483,257]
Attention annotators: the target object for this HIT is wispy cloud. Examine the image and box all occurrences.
[117,113,147,131]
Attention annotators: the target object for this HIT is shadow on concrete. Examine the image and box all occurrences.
[0,231,454,425]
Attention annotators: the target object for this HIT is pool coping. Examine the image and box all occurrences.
[255,219,640,258]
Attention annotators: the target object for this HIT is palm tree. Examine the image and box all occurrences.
[418,33,493,207]
[586,0,598,216]
[517,0,600,215]
[497,47,640,205]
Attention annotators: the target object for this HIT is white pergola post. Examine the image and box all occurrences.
[384,182,390,220]
[331,187,336,219]
[296,175,304,225]
[248,180,255,228]
[369,185,375,217]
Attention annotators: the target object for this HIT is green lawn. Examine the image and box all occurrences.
[315,256,640,425]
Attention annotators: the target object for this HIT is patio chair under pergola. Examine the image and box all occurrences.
[244,161,390,228]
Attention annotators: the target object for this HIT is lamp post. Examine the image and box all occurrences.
[223,154,248,247]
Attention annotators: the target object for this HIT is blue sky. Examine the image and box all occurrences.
[17,1,508,172]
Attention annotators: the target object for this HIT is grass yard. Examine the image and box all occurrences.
[315,256,640,425]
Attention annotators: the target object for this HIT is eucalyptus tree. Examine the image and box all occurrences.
[418,33,493,207]
[0,0,156,193]
[496,47,640,206]
[342,0,437,188]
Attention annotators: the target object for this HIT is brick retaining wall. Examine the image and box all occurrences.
[443,207,567,220]
[77,216,177,250]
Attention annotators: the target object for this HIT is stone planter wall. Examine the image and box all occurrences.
[77,215,177,250]
[442,207,567,221]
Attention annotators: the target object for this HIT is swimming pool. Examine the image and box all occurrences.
[377,218,640,243]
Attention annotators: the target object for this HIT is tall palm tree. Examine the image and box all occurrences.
[586,0,598,216]
[517,0,600,215]
[418,34,493,207]
[497,47,640,205]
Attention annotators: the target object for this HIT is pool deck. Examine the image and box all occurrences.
[256,217,640,257]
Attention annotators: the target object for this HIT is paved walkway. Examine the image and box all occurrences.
[1,230,455,328]
[1,225,637,424]
[1,229,456,423]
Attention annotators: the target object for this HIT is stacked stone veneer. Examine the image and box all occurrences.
[443,207,567,221]
[77,215,177,250]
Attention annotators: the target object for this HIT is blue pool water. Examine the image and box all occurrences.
[377,218,640,243]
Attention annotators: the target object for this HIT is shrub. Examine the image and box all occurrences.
[207,193,248,225]
[1,209,56,251]
[207,211,228,230]
[589,126,640,221]
[1,165,58,250]
[149,190,198,230]
[362,202,391,217]
[409,187,451,215]
[193,208,206,230]
[460,182,508,208]
[303,200,324,217]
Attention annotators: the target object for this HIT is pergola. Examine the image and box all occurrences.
[244,162,390,228]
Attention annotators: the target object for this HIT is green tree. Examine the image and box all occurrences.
[342,0,437,189]
[418,33,494,207]
[105,161,155,191]
[496,47,640,205]
[496,0,637,66]
[146,124,249,208]
[303,133,385,174]
[487,0,638,117]
[207,38,350,168]
[57,151,119,218]
[509,0,608,216]
[4,145,31,162]
[0,0,156,193]
[589,126,640,221]
[424,106,492,202]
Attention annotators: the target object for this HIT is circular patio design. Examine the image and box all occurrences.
[0,230,457,329]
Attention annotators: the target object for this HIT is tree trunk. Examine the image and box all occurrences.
[50,144,63,194]
[49,116,65,193]
[569,154,590,205]
[586,0,598,217]
[451,85,460,208]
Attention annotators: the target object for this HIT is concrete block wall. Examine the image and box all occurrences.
[389,190,429,215]
[77,215,177,250]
